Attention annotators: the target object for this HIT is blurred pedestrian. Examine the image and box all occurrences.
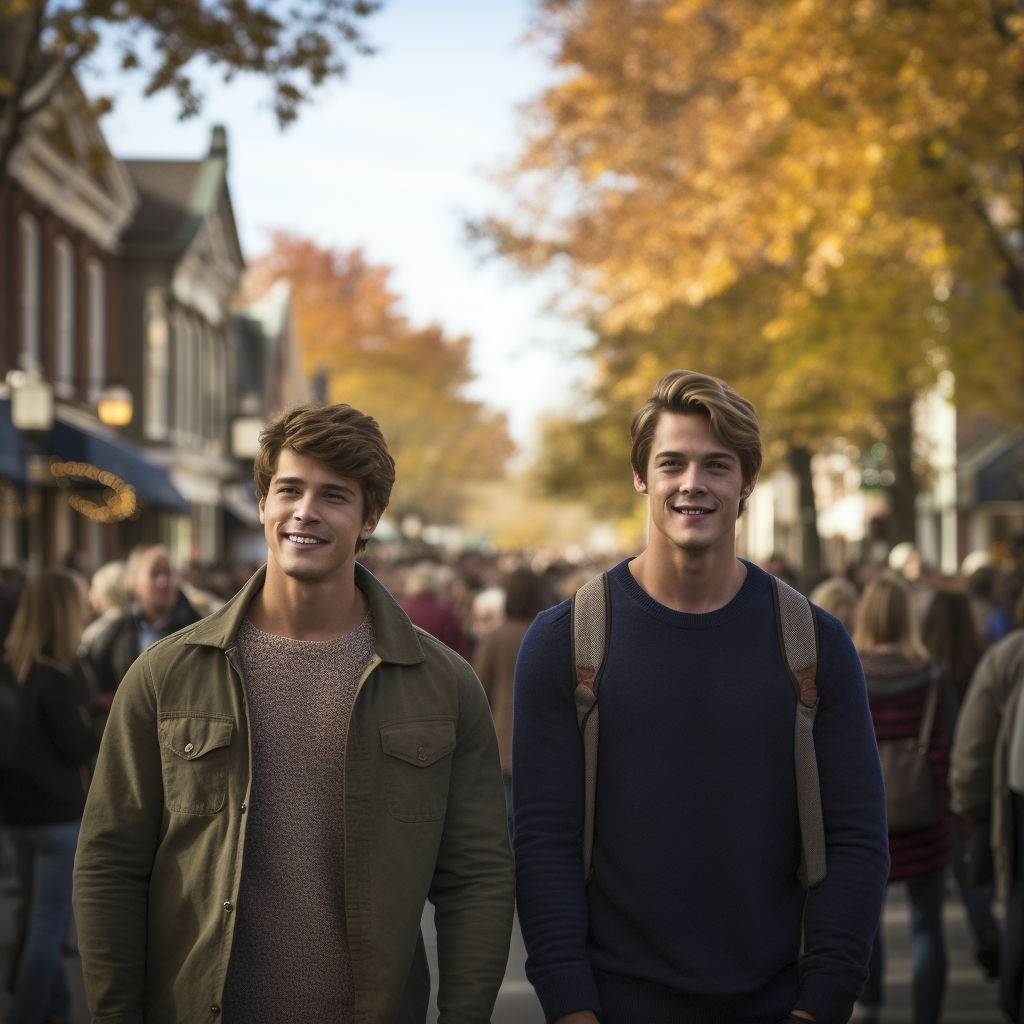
[80,560,131,649]
[470,586,506,642]
[855,574,952,1024]
[399,561,470,657]
[950,607,1024,1021]
[810,576,860,634]
[921,588,999,977]
[82,544,199,694]
[0,570,99,1024]
[473,568,549,834]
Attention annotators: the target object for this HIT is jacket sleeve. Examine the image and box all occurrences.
[797,612,890,1024]
[511,605,600,1022]
[950,644,1006,821]
[429,655,516,1024]
[72,649,164,1024]
[38,667,99,766]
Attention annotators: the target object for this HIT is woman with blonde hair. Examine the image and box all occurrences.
[0,570,99,1024]
[853,573,952,1024]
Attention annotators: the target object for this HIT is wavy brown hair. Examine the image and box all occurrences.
[4,571,85,684]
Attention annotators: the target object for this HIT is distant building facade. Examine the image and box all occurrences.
[0,73,145,568]
[119,126,245,566]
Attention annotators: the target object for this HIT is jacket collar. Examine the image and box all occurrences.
[184,562,425,665]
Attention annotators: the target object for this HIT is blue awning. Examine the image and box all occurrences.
[0,401,190,513]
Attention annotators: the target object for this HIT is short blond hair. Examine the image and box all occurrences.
[4,571,86,683]
[630,371,762,508]
[854,573,928,660]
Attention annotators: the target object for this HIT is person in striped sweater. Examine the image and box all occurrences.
[852,573,955,1024]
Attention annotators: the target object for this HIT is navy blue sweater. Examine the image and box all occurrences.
[512,560,888,1024]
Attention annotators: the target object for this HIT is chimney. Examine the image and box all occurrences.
[209,125,228,159]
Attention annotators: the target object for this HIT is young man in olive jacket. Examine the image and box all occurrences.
[73,404,515,1024]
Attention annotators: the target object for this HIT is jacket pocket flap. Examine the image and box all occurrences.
[158,714,234,761]
[380,719,456,768]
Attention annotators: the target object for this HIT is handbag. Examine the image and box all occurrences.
[877,666,943,836]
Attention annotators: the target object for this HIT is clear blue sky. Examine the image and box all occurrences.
[83,0,589,448]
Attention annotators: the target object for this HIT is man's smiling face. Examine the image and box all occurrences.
[636,411,754,554]
[260,448,379,581]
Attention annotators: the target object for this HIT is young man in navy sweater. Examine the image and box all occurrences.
[512,371,889,1024]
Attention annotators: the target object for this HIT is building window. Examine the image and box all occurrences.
[19,213,40,368]
[86,258,106,404]
[174,308,196,445]
[144,288,169,441]
[54,236,76,398]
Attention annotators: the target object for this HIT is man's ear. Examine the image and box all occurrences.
[360,508,381,541]
[741,470,760,500]
[259,496,266,525]
[633,470,647,494]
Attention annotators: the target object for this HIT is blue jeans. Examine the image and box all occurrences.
[5,820,80,1024]
[861,872,947,1024]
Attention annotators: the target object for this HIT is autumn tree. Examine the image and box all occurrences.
[0,0,379,173]
[479,0,1024,554]
[244,233,515,524]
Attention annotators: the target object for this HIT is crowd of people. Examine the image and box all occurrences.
[2,500,1024,1020]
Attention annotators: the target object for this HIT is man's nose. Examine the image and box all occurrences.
[293,494,320,521]
[678,466,706,493]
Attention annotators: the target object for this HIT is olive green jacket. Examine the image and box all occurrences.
[72,564,515,1024]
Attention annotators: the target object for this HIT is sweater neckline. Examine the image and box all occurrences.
[610,557,765,629]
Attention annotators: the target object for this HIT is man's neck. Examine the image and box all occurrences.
[629,537,747,615]
[248,558,369,641]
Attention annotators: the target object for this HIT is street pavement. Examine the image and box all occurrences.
[0,852,1007,1023]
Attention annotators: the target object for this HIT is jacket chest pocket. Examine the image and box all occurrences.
[380,718,456,822]
[158,712,234,815]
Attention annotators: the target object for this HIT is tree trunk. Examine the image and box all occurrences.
[884,399,918,546]
[789,445,822,578]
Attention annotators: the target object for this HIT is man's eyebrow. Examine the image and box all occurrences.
[273,476,356,493]
[655,449,736,461]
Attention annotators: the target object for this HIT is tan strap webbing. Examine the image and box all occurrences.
[571,573,609,884]
[772,575,826,890]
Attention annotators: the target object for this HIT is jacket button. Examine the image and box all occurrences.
[240,803,245,813]
[184,743,194,754]
[417,747,427,761]
[223,901,233,912]
[211,1006,220,1015]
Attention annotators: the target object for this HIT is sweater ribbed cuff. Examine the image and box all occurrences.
[796,971,861,1024]
[532,964,601,1024]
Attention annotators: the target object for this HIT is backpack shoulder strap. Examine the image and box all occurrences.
[570,571,611,884]
[771,574,827,890]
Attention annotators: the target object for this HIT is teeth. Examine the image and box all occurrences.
[288,535,322,544]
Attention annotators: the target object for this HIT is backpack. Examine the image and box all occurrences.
[569,571,826,890]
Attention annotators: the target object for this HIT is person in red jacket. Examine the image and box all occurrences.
[399,561,469,657]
